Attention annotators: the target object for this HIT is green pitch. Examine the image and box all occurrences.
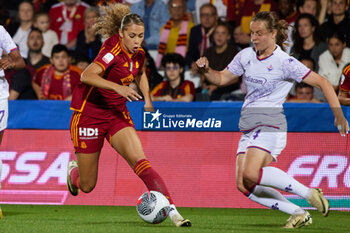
[0,205,348,233]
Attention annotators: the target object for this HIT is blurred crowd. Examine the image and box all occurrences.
[1,0,350,104]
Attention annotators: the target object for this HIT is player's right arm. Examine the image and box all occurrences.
[195,57,239,86]
[81,63,142,102]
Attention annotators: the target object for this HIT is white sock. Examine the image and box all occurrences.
[168,204,180,219]
[253,185,289,202]
[248,193,305,215]
[250,186,305,215]
[259,167,311,199]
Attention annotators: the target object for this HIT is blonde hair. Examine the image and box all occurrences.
[94,3,144,38]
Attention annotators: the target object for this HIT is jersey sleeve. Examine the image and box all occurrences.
[183,81,195,96]
[340,65,350,91]
[0,26,17,54]
[282,57,311,82]
[151,82,165,97]
[93,39,120,71]
[227,50,244,77]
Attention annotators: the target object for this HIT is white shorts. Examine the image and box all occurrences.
[236,126,287,161]
[0,98,8,132]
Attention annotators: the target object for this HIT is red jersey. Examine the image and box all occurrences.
[49,2,89,44]
[238,0,278,34]
[340,64,350,97]
[34,65,82,100]
[151,80,195,99]
[70,34,146,117]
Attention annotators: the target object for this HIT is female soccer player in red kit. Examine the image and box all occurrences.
[67,4,191,227]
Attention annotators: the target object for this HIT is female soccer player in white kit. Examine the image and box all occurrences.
[0,25,25,219]
[196,12,349,229]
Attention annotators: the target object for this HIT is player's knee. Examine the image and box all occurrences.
[242,170,258,185]
[80,183,96,193]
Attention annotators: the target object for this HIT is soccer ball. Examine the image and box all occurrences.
[136,191,171,224]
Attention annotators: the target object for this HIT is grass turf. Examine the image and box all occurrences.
[0,205,348,233]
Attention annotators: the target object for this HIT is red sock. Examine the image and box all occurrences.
[134,159,174,204]
[70,167,80,189]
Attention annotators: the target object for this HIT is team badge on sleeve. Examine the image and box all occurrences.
[340,74,346,85]
[102,53,114,64]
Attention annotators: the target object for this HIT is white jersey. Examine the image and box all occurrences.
[0,26,18,99]
[227,45,311,131]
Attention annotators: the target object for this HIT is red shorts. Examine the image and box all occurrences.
[70,108,134,153]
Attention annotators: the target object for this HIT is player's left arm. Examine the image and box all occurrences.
[135,69,154,111]
[0,49,25,70]
[303,71,349,135]
[172,94,194,102]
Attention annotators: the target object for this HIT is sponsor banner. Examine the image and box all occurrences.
[8,101,349,132]
[142,108,237,131]
[0,130,349,210]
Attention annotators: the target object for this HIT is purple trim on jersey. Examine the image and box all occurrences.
[236,152,245,156]
[256,53,274,61]
[240,124,280,133]
[256,46,278,61]
[10,47,18,52]
[301,69,312,80]
[247,146,271,154]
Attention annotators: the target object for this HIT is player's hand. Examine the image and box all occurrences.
[161,95,173,102]
[335,115,349,136]
[144,102,154,112]
[115,85,142,102]
[195,57,209,73]
[0,57,15,70]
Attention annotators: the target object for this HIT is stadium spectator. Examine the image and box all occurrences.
[151,53,195,101]
[155,0,195,68]
[186,3,218,72]
[233,25,251,51]
[200,21,239,101]
[287,82,320,102]
[49,0,89,49]
[278,0,298,24]
[26,28,51,72]
[7,1,34,59]
[320,0,350,48]
[297,0,328,24]
[66,4,191,227]
[226,0,245,23]
[291,13,327,71]
[4,60,37,100]
[74,7,102,61]
[238,0,278,35]
[4,29,49,100]
[33,12,59,58]
[75,56,91,72]
[318,32,350,91]
[196,11,347,229]
[338,63,350,105]
[130,0,169,50]
[32,44,81,100]
[0,25,25,218]
[194,0,227,22]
